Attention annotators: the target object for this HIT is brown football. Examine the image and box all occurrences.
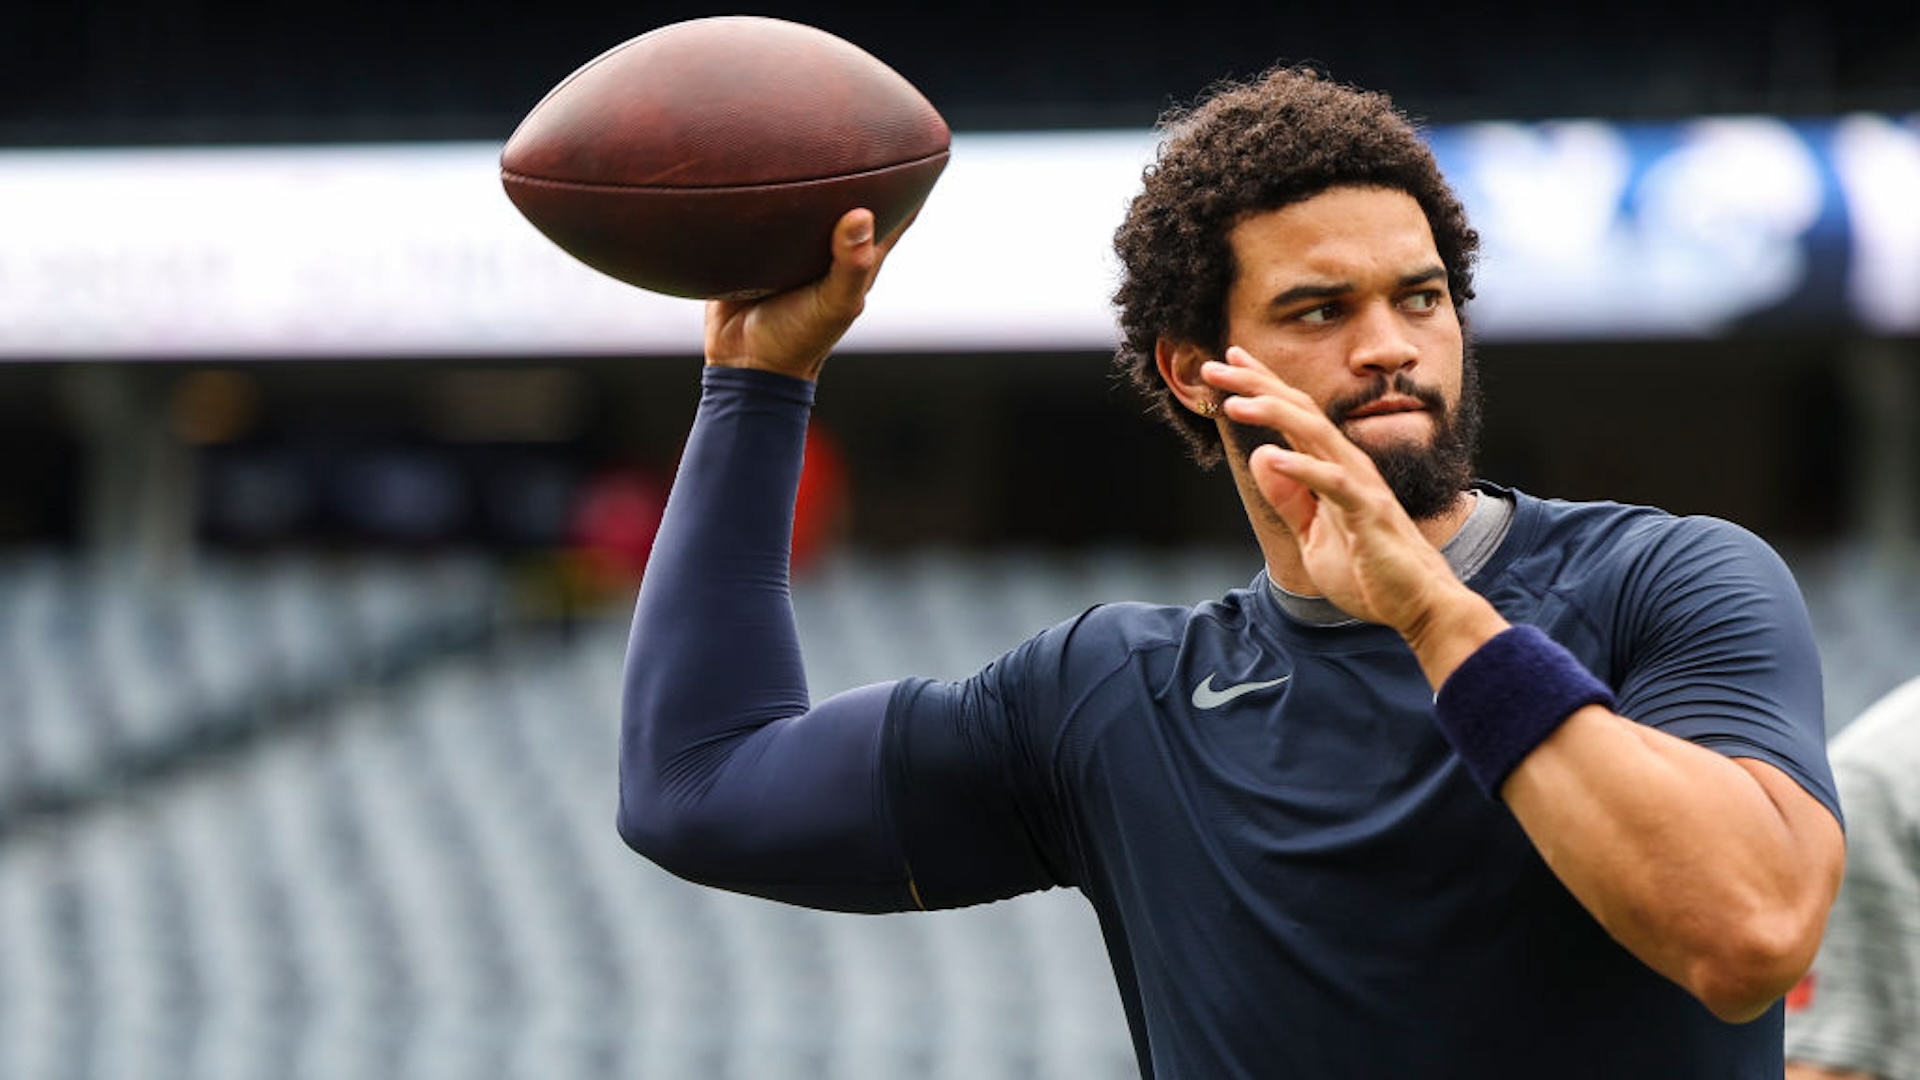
[500,16,950,300]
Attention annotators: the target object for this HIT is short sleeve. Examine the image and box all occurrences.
[882,626,1081,910]
[1606,516,1840,822]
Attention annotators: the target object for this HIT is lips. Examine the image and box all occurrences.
[1344,396,1427,420]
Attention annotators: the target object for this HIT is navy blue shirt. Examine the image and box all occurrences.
[620,366,1840,1079]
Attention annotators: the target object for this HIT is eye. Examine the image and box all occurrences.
[1401,289,1444,313]
[1296,302,1341,325]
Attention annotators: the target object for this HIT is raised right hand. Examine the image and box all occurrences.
[703,208,903,382]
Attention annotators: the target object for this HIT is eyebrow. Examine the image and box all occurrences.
[1265,265,1448,309]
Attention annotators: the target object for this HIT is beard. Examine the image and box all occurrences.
[1224,349,1483,522]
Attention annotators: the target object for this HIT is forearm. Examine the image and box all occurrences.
[617,365,913,912]
[1505,711,1839,1019]
[622,366,815,755]
[1409,585,1841,1022]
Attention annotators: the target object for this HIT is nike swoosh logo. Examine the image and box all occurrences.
[1191,673,1292,710]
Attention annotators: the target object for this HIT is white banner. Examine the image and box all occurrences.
[0,115,1912,359]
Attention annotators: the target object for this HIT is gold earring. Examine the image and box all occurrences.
[1196,399,1219,418]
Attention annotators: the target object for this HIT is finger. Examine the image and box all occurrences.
[1201,350,1315,409]
[1225,378,1402,541]
[1220,391,1337,458]
[838,206,878,258]
[1266,440,1384,514]
[815,208,882,312]
[1217,383,1367,470]
[705,288,756,331]
[703,210,876,374]
[1206,359,1381,471]
[1203,352,1348,453]
[1249,444,1324,538]
[1200,359,1320,447]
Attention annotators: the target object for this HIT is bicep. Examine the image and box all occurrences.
[1736,756,1846,905]
[618,660,1073,915]
[620,681,920,913]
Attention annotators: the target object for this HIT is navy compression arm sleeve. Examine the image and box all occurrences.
[617,365,917,913]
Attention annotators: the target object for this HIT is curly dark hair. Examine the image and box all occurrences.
[1111,64,1480,468]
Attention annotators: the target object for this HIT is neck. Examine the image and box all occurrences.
[1257,487,1478,597]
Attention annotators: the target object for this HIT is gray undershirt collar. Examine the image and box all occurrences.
[1268,488,1517,627]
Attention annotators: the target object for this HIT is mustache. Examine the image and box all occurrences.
[1324,372,1448,426]
[1226,371,1449,454]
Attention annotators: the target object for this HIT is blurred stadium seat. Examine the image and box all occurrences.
[0,541,1904,1078]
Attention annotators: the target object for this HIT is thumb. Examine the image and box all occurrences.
[817,209,882,313]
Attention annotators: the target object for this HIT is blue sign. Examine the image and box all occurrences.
[1426,113,1920,340]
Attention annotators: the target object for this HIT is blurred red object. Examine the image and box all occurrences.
[1785,971,1816,1012]
[570,465,668,588]
[792,420,851,576]
[567,417,848,594]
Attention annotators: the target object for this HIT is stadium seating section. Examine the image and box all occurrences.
[0,542,1912,1079]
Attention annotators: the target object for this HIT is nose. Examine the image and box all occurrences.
[1348,300,1418,378]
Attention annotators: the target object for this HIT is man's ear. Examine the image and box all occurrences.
[1155,339,1220,416]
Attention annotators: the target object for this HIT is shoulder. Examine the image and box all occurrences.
[1503,484,1764,556]
[1495,485,1796,601]
[1493,484,1823,709]
[1501,489,1836,793]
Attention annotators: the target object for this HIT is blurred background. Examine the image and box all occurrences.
[0,2,1916,1077]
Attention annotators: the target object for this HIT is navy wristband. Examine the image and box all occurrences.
[1432,625,1616,800]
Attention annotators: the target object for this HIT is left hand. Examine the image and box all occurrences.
[1201,346,1466,639]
